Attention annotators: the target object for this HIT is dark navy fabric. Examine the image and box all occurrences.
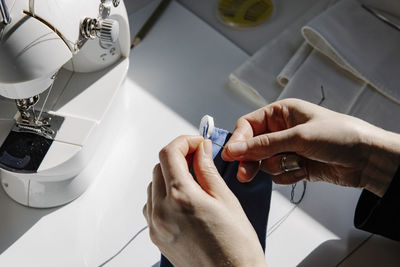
[160,127,272,266]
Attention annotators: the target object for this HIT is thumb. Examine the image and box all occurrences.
[223,126,303,161]
[192,140,230,198]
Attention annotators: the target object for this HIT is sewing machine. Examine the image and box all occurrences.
[0,0,130,208]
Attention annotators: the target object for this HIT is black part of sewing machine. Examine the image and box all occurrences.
[0,131,52,173]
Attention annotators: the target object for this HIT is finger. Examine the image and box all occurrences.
[144,182,153,223]
[224,126,305,161]
[271,157,339,185]
[227,103,288,143]
[222,99,323,161]
[159,135,204,192]
[192,140,231,198]
[236,161,261,183]
[152,164,167,203]
[222,107,275,161]
[142,204,148,223]
[259,155,284,175]
[305,159,338,183]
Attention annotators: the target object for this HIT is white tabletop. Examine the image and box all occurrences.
[0,1,399,266]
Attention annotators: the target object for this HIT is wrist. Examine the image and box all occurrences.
[361,126,400,197]
[225,235,266,267]
[236,254,266,267]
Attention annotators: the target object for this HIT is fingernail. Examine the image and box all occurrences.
[203,140,213,157]
[228,142,247,156]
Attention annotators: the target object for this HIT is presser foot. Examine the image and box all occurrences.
[0,111,64,173]
[14,111,64,140]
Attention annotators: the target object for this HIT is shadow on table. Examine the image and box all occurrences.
[0,187,59,254]
[273,181,365,233]
[272,182,400,265]
[298,237,365,267]
[298,235,400,267]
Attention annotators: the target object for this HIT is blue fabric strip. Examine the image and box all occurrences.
[160,127,272,267]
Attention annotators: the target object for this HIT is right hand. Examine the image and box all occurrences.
[222,99,400,197]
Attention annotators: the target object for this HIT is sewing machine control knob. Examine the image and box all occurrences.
[81,18,119,49]
[99,19,119,48]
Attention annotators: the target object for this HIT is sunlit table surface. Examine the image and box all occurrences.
[0,1,399,266]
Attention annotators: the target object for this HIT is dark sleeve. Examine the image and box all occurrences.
[354,167,400,241]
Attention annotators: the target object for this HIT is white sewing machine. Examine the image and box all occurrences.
[0,0,130,208]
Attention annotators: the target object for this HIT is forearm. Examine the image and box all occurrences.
[361,126,400,197]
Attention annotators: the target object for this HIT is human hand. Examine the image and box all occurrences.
[143,136,266,267]
[222,98,400,197]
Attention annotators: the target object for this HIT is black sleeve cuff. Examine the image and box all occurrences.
[354,167,400,241]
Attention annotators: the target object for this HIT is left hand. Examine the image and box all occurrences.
[143,135,266,267]
[221,99,400,197]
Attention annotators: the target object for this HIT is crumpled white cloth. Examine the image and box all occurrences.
[302,0,400,104]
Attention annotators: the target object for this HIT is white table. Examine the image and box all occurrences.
[0,1,399,266]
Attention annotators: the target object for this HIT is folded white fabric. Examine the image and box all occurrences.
[229,0,400,134]
[229,0,333,107]
[302,0,400,104]
[277,49,400,133]
[277,0,400,133]
[278,49,366,114]
[276,42,312,87]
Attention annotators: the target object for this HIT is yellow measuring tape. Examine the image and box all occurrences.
[218,0,274,28]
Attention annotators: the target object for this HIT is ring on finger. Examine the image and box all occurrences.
[280,154,303,173]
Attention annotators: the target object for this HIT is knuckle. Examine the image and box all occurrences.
[234,117,249,135]
[170,185,195,214]
[271,174,288,185]
[251,135,270,149]
[292,126,309,145]
[146,204,168,246]
[158,135,191,161]
[201,165,216,177]
[236,116,247,126]
[148,226,160,245]
[142,204,147,217]
[152,206,165,228]
[158,146,171,161]
[199,168,218,182]
[153,163,161,173]
[169,185,185,202]
[153,163,161,175]
[283,98,301,107]
[259,135,271,147]
[175,135,191,145]
[281,105,291,128]
[200,157,216,171]
[285,98,298,104]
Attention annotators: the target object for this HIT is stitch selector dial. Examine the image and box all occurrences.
[81,17,120,49]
